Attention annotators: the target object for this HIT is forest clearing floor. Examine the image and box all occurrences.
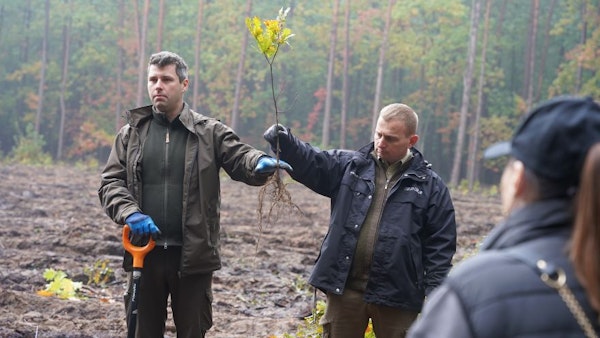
[0,164,502,337]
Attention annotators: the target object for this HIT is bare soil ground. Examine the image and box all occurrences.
[0,164,502,337]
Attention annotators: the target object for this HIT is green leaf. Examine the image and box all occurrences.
[40,268,83,300]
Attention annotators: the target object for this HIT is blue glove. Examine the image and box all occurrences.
[254,156,293,174]
[263,124,288,148]
[125,212,161,236]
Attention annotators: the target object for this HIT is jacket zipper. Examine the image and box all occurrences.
[374,175,390,239]
[163,127,170,249]
[132,130,143,207]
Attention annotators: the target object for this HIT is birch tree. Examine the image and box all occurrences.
[57,0,72,160]
[135,0,150,107]
[450,0,480,187]
[35,0,50,135]
[467,0,491,190]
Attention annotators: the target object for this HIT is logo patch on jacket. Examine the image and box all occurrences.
[404,186,423,195]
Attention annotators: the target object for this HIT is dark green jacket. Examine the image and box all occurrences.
[99,103,268,275]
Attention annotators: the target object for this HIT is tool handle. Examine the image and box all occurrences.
[122,225,155,268]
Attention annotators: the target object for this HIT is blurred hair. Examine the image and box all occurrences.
[148,51,188,82]
[570,143,600,312]
[379,103,418,136]
[522,166,575,201]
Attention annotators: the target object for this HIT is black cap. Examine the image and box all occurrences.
[483,96,600,187]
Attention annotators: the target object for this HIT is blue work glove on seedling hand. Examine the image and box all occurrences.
[126,212,161,236]
[254,156,293,174]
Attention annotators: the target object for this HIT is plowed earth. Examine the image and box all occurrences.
[0,164,502,337]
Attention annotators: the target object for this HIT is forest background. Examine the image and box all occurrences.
[1,0,598,189]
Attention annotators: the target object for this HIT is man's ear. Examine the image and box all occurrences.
[511,160,526,197]
[409,134,419,147]
[501,159,526,215]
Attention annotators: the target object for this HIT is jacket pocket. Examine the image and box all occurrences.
[341,171,371,195]
[206,217,220,249]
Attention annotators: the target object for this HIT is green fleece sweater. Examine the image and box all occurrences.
[141,108,189,247]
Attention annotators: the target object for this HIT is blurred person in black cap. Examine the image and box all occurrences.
[408,96,600,337]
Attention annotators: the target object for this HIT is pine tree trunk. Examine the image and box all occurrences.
[524,0,539,111]
[371,0,396,133]
[156,0,165,52]
[115,0,125,132]
[192,0,206,112]
[322,0,340,148]
[340,0,350,149]
[231,0,252,130]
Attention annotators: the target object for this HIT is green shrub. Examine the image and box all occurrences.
[83,259,114,286]
[9,124,52,165]
[37,268,83,300]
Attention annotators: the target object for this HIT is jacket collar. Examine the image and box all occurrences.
[126,102,210,132]
[126,105,153,127]
[481,198,573,251]
[358,142,430,175]
[178,103,210,131]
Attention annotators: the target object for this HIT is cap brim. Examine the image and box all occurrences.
[483,141,511,159]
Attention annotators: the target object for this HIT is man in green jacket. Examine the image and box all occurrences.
[98,51,290,338]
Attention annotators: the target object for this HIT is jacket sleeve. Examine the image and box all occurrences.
[98,126,140,224]
[422,176,457,294]
[274,128,347,197]
[407,283,473,338]
[214,121,269,186]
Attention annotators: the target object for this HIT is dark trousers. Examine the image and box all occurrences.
[320,289,419,338]
[124,247,213,338]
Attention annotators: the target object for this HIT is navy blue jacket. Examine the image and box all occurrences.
[408,199,600,337]
[277,132,457,311]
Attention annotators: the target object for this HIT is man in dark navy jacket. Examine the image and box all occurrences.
[264,103,457,338]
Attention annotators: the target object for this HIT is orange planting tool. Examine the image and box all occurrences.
[122,225,155,338]
[122,225,155,268]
